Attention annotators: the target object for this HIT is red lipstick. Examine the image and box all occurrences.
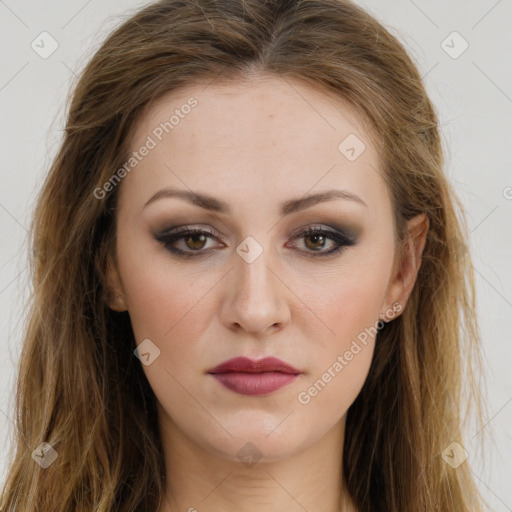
[208,356,302,396]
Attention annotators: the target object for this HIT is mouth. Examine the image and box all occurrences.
[207,356,302,397]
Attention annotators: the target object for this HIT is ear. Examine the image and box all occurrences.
[381,213,429,320]
[104,251,128,312]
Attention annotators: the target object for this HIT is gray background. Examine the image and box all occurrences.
[0,0,511,510]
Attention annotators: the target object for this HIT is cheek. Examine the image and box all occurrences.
[121,269,219,391]
[298,293,378,406]
[116,230,215,345]
[293,263,390,408]
[117,252,217,421]
[301,263,389,348]
[113,237,220,411]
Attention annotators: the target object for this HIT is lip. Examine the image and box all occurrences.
[208,356,302,396]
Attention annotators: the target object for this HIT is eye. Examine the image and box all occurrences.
[154,224,357,259]
[155,226,223,258]
[287,225,357,257]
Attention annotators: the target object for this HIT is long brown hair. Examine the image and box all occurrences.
[1,0,489,510]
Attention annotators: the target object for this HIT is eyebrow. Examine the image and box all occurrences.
[143,187,367,215]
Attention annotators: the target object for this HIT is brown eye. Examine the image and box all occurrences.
[304,232,329,251]
[155,226,223,257]
[289,225,357,257]
[155,224,357,259]
[183,233,208,251]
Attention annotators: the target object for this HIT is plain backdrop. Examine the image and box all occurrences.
[0,0,511,510]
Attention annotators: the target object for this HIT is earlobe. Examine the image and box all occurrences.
[382,213,430,318]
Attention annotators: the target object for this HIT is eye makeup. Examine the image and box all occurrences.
[153,222,359,259]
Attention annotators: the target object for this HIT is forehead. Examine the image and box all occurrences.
[130,73,378,153]
[120,73,387,218]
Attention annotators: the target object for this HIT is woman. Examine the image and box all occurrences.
[0,0,488,510]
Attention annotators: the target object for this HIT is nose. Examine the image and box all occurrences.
[219,241,291,335]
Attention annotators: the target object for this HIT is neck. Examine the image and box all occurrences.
[157,411,358,512]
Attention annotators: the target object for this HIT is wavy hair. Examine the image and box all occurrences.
[1,0,488,510]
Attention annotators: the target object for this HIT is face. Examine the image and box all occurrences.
[106,73,425,464]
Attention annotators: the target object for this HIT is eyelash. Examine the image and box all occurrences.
[155,225,357,259]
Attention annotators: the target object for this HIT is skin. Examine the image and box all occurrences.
[105,73,429,512]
